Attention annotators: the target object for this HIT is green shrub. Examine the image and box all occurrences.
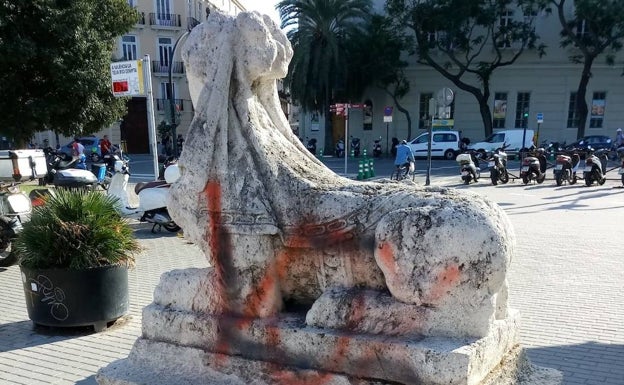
[16,189,141,269]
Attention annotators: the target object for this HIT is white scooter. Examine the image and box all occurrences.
[0,182,32,267]
[108,162,181,233]
[457,150,481,184]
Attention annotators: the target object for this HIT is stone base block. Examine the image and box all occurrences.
[97,339,561,385]
[137,304,518,384]
[95,304,559,385]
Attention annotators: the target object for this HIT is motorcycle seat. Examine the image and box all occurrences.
[134,180,169,195]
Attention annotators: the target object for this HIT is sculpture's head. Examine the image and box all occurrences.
[182,11,292,107]
[235,12,292,83]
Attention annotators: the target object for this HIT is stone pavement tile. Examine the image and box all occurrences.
[0,222,208,385]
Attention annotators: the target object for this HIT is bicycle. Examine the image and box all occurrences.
[391,161,415,181]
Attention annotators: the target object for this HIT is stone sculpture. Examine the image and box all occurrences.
[97,11,561,385]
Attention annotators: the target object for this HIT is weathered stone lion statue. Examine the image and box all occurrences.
[97,11,561,385]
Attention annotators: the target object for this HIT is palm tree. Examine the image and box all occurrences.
[276,0,372,150]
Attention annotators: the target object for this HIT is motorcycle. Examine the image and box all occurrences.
[487,145,510,185]
[40,147,98,189]
[91,146,130,190]
[456,150,481,185]
[306,138,317,155]
[350,137,361,157]
[617,146,624,186]
[335,139,345,158]
[373,137,382,158]
[583,147,607,186]
[391,137,399,157]
[520,149,547,185]
[553,150,580,186]
[158,154,178,180]
[134,163,181,233]
[0,182,32,267]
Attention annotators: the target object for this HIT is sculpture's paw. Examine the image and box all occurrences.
[374,202,511,310]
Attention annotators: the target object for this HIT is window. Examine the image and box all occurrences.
[514,92,530,128]
[414,134,429,144]
[127,0,136,7]
[567,92,579,128]
[433,133,458,143]
[363,100,373,131]
[589,92,606,128]
[576,19,589,39]
[160,82,176,100]
[121,35,138,60]
[156,0,172,25]
[493,92,507,129]
[419,93,433,129]
[498,10,513,48]
[158,37,173,67]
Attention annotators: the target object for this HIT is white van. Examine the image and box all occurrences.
[468,129,534,157]
[407,130,461,160]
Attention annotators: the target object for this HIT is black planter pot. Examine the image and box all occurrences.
[20,264,129,332]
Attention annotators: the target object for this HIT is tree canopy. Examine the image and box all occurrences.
[276,0,372,112]
[0,0,137,144]
[545,0,624,138]
[347,14,413,140]
[386,0,546,137]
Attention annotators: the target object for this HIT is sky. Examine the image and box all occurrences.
[245,0,281,25]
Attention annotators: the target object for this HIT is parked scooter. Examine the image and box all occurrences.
[456,150,481,185]
[553,150,580,186]
[373,137,382,158]
[583,147,607,186]
[350,137,361,157]
[134,164,181,233]
[617,146,624,186]
[488,145,510,185]
[306,138,317,155]
[335,139,345,158]
[0,182,32,267]
[520,148,547,185]
[40,147,98,189]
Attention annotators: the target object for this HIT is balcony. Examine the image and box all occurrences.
[135,11,145,26]
[156,99,185,112]
[149,13,182,29]
[151,61,185,76]
[187,17,201,30]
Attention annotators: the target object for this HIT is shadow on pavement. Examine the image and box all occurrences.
[527,341,624,385]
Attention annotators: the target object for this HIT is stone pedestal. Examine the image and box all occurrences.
[97,269,561,385]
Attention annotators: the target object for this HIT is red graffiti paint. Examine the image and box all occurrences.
[425,264,461,304]
[243,271,278,317]
[376,241,397,278]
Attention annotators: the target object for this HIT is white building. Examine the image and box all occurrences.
[296,1,624,155]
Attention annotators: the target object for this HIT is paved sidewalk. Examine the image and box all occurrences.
[1,178,623,384]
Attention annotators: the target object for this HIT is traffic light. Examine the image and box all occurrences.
[523,111,529,118]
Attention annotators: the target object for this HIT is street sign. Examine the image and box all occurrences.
[432,119,455,127]
[111,60,144,97]
[436,87,454,107]
[536,113,544,123]
[383,106,393,122]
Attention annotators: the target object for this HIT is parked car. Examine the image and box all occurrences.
[407,130,461,160]
[469,129,534,159]
[564,135,612,158]
[59,136,101,162]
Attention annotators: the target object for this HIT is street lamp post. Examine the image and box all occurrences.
[168,30,190,157]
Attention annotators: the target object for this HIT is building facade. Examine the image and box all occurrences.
[296,1,624,156]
